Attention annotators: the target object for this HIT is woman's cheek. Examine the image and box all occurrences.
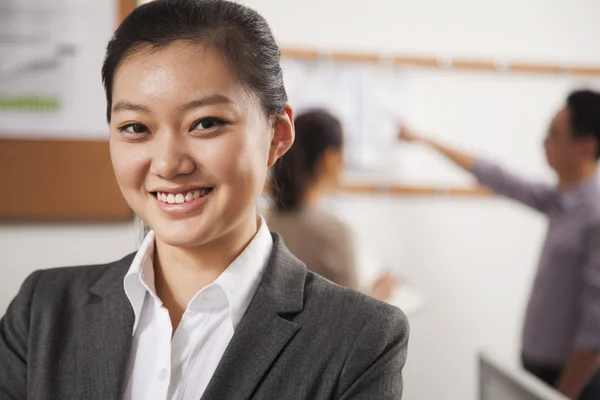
[110,142,149,194]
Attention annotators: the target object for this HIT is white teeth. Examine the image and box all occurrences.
[156,189,210,204]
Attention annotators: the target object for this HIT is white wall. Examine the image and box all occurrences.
[245,0,600,65]
[243,0,600,399]
[0,223,138,312]
[324,195,546,400]
[2,1,600,399]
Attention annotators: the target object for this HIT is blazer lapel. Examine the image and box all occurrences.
[201,234,306,400]
[76,254,135,400]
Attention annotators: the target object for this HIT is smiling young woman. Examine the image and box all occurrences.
[0,1,409,399]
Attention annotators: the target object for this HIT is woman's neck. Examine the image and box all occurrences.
[153,214,260,331]
[304,179,329,207]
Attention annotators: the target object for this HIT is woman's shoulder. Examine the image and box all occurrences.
[268,207,352,238]
[301,270,409,335]
[23,253,135,307]
[311,208,351,232]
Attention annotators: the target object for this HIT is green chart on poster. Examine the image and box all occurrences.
[0,0,114,139]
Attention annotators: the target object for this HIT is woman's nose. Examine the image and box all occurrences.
[150,133,196,179]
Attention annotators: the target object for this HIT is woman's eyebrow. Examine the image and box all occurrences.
[111,94,235,115]
[178,94,235,112]
[112,101,151,114]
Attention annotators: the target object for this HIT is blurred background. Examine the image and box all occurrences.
[2,0,600,399]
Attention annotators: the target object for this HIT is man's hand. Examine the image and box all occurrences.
[396,124,478,172]
[555,349,600,399]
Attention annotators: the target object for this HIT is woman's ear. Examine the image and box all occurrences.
[268,104,295,167]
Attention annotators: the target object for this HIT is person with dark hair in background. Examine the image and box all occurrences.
[400,90,600,400]
[0,1,409,399]
[268,109,398,301]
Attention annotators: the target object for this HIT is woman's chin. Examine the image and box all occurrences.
[155,231,207,248]
[151,220,213,248]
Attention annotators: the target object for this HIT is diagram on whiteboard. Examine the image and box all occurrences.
[281,57,600,186]
[0,0,113,139]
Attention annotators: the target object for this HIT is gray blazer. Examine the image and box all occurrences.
[0,234,409,400]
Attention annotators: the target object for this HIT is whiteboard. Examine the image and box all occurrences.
[0,0,114,139]
[281,59,600,187]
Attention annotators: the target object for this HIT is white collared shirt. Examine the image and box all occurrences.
[122,218,273,400]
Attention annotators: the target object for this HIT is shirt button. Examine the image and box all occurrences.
[158,368,169,381]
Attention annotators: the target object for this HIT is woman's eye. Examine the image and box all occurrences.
[192,117,226,131]
[120,123,149,135]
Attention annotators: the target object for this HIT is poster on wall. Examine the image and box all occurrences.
[0,0,114,139]
[281,59,409,176]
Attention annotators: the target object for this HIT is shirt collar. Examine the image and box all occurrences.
[123,230,157,334]
[216,217,273,327]
[123,217,273,335]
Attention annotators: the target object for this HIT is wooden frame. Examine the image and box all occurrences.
[340,183,491,197]
[281,48,600,77]
[120,0,137,23]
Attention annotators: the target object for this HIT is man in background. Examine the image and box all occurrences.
[400,90,600,400]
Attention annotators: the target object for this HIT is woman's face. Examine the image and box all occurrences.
[109,42,293,248]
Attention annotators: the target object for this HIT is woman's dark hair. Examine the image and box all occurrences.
[566,89,600,159]
[101,0,287,122]
[271,109,344,212]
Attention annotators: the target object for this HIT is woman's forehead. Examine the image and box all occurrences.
[112,42,244,102]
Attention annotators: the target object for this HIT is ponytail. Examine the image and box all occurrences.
[270,109,344,212]
[271,138,308,212]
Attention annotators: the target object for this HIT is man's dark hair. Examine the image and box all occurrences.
[566,89,600,159]
[101,0,287,122]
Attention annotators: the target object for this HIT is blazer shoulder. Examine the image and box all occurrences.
[29,252,136,307]
[303,271,409,335]
[306,275,410,399]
